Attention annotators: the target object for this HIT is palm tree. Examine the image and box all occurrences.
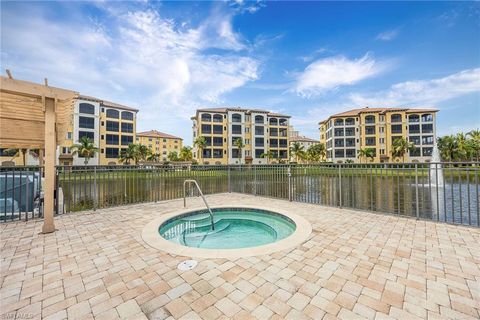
[260,150,275,164]
[119,144,138,165]
[179,146,193,161]
[136,144,150,162]
[289,142,304,163]
[194,137,207,164]
[437,135,457,162]
[358,148,375,163]
[146,152,160,162]
[167,151,179,162]
[71,137,98,165]
[233,138,245,164]
[467,129,480,161]
[391,137,415,163]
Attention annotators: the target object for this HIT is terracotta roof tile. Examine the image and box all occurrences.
[318,107,438,124]
[137,130,183,140]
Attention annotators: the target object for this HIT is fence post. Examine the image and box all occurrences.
[338,164,342,208]
[254,165,257,196]
[93,166,97,211]
[415,163,419,219]
[288,165,292,202]
[228,165,231,193]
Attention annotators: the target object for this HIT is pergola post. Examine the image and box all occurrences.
[42,97,56,233]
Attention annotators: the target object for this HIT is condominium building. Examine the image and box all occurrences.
[136,130,183,161]
[289,136,320,162]
[57,95,138,165]
[319,107,438,163]
[191,107,290,164]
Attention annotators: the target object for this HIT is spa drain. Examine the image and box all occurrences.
[177,260,198,271]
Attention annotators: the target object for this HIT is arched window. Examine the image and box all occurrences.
[79,103,95,115]
[106,109,119,119]
[201,113,212,122]
[269,118,278,125]
[409,114,420,123]
[421,113,433,122]
[391,114,402,123]
[345,118,355,125]
[121,111,134,120]
[232,113,241,123]
[255,115,264,124]
[279,118,288,126]
[365,115,375,124]
[213,114,223,123]
[334,119,344,126]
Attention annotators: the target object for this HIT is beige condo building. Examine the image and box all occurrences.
[136,130,183,161]
[319,107,438,163]
[191,107,290,164]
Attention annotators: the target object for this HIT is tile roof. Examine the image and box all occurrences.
[195,107,291,118]
[136,130,183,140]
[290,136,319,143]
[78,94,139,112]
[319,107,438,124]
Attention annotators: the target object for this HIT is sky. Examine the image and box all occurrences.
[2,1,479,145]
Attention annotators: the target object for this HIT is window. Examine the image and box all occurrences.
[270,139,278,147]
[245,139,250,145]
[334,119,344,126]
[205,137,212,146]
[409,125,420,134]
[421,114,433,122]
[269,118,278,125]
[334,128,344,137]
[106,134,119,145]
[365,126,375,135]
[79,103,95,114]
[213,137,223,146]
[121,123,133,133]
[409,114,420,123]
[270,128,278,136]
[255,115,264,124]
[410,136,421,145]
[201,124,211,134]
[232,125,242,135]
[422,147,433,156]
[410,147,421,157]
[279,139,288,148]
[232,149,241,158]
[334,139,344,147]
[391,114,402,123]
[79,116,94,129]
[255,138,264,147]
[61,147,70,154]
[279,118,288,126]
[279,150,288,159]
[106,121,119,132]
[255,149,264,158]
[379,138,385,144]
[202,149,212,158]
[345,138,355,147]
[106,109,119,119]
[78,131,94,141]
[345,118,355,126]
[422,136,434,145]
[213,149,223,158]
[345,128,355,136]
[121,111,134,120]
[391,124,402,134]
[232,113,241,123]
[213,125,223,134]
[365,137,376,146]
[279,128,287,137]
[346,149,356,158]
[365,115,375,124]
[213,114,223,122]
[106,148,119,158]
[255,126,264,135]
[335,149,345,158]
[201,114,212,122]
[121,135,133,146]
[66,132,73,140]
[422,124,433,133]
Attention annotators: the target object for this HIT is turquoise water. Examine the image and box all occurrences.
[159,208,296,249]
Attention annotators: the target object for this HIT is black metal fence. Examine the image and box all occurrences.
[1,163,479,227]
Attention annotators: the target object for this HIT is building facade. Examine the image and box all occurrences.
[192,108,290,165]
[319,107,438,163]
[57,95,138,166]
[289,136,320,162]
[136,130,183,161]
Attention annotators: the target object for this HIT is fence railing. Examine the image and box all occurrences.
[1,163,479,227]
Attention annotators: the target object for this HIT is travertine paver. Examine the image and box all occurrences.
[1,193,480,319]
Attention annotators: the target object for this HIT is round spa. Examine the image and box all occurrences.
[159,208,295,249]
[142,206,312,258]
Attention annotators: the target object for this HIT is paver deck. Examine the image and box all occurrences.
[1,193,480,319]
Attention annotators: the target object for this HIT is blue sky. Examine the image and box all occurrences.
[2,1,479,145]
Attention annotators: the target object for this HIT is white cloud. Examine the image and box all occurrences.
[349,68,480,107]
[376,28,400,41]
[294,53,389,98]
[2,3,260,144]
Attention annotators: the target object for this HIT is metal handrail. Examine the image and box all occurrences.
[183,179,215,230]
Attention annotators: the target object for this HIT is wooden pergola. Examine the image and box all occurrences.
[0,75,78,233]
